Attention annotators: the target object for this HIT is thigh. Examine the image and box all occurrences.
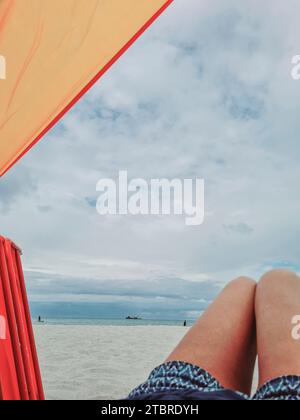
[166,277,257,395]
[256,269,300,387]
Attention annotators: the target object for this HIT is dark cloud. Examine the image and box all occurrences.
[27,271,220,320]
[26,270,220,302]
[223,222,254,235]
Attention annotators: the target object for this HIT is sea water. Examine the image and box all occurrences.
[32,318,195,327]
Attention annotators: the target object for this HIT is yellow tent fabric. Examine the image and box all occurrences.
[0,0,172,176]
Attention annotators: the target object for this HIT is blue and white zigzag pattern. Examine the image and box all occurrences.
[129,361,300,400]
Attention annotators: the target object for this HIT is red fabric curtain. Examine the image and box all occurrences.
[0,236,44,400]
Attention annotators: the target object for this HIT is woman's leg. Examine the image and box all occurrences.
[166,277,257,395]
[256,269,300,387]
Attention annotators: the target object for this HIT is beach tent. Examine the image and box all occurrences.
[0,236,44,400]
[0,0,173,176]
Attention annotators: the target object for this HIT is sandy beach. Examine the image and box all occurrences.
[34,325,258,400]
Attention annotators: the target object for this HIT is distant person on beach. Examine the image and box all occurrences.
[38,316,43,323]
[183,320,187,327]
[128,270,300,400]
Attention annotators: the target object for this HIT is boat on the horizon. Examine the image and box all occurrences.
[125,316,142,320]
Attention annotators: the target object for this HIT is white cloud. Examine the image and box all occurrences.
[1,0,300,317]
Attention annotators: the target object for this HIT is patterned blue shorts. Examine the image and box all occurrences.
[128,361,300,401]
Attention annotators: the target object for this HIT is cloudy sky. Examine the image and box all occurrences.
[1,0,300,320]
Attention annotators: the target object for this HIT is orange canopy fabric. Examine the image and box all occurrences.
[0,0,172,177]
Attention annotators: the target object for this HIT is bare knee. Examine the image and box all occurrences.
[225,276,257,293]
[258,269,299,291]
